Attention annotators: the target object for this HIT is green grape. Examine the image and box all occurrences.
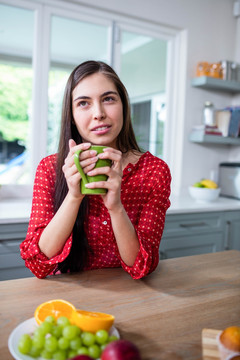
[18,333,32,354]
[32,333,45,349]
[69,336,82,350]
[62,325,79,340]
[29,345,41,358]
[101,343,107,352]
[108,335,118,343]
[33,326,45,337]
[77,346,89,355]
[81,331,96,347]
[68,349,78,358]
[45,315,56,324]
[52,324,63,338]
[44,335,58,352]
[95,329,109,345]
[88,344,101,359]
[75,326,81,337]
[58,336,70,350]
[57,316,70,328]
[52,349,67,360]
[39,321,53,335]
[40,349,52,359]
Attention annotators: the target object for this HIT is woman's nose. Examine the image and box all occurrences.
[93,103,106,120]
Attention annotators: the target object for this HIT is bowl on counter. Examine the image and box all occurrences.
[188,186,221,202]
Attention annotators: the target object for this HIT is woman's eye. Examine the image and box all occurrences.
[104,96,115,102]
[78,101,88,107]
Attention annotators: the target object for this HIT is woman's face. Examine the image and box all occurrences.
[72,72,123,148]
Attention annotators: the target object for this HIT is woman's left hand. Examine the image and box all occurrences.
[85,147,123,211]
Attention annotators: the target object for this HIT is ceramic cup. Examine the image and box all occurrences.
[74,145,112,195]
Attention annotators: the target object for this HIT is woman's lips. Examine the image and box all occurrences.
[91,125,111,135]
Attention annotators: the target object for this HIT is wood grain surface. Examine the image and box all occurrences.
[1,250,240,360]
[202,328,221,360]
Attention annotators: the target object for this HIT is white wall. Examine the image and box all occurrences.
[62,0,239,192]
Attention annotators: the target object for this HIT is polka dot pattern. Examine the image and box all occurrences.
[20,151,171,279]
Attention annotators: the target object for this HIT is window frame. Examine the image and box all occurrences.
[0,0,187,198]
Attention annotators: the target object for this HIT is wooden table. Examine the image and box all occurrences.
[1,250,240,360]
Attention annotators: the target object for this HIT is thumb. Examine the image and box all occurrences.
[69,139,76,150]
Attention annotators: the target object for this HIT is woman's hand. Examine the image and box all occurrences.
[85,147,123,211]
[62,139,98,199]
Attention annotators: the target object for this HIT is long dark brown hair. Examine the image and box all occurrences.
[54,60,140,273]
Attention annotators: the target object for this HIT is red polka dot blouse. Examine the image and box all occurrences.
[20,151,171,279]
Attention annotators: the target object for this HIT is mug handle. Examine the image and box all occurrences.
[74,150,89,186]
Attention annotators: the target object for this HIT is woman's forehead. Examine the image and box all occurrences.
[73,72,117,96]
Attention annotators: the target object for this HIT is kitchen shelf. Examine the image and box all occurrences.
[191,76,240,94]
[189,132,240,145]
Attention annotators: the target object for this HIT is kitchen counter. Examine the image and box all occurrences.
[1,193,240,224]
[1,250,240,360]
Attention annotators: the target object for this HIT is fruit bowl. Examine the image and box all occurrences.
[188,186,221,202]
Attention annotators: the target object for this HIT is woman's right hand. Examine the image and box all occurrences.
[62,139,98,199]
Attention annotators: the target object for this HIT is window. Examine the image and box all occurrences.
[117,28,167,156]
[48,14,110,154]
[0,0,183,197]
[0,3,34,185]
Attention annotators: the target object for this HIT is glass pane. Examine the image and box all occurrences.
[0,4,34,184]
[119,30,167,158]
[47,15,110,154]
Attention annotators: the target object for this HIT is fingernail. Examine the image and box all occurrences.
[90,150,97,156]
[83,142,91,148]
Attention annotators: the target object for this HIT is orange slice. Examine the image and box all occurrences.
[71,310,115,333]
[34,299,76,325]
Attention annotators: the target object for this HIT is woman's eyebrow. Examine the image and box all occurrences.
[73,95,90,102]
[101,91,118,97]
[73,91,118,102]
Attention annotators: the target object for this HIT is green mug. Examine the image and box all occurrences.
[74,145,112,195]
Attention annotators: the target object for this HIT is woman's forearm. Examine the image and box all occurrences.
[109,206,140,266]
[39,191,83,258]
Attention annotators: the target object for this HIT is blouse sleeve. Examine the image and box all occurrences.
[20,156,72,279]
[119,161,171,279]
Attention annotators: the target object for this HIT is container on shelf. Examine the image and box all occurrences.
[202,101,216,126]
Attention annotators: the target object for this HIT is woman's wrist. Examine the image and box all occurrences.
[107,202,125,216]
[66,190,85,204]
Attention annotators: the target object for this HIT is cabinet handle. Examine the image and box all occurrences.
[179,222,207,228]
[224,220,231,250]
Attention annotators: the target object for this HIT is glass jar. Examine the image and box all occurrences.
[202,101,216,126]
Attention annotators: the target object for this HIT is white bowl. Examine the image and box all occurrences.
[188,186,221,202]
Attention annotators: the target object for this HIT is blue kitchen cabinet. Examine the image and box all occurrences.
[223,211,240,251]
[160,210,240,259]
[0,223,34,280]
[160,211,225,259]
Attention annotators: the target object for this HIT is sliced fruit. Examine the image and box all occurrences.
[200,179,218,189]
[34,299,76,325]
[71,310,115,333]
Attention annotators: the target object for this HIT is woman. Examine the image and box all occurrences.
[20,60,171,279]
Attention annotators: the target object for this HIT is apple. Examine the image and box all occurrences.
[101,339,142,360]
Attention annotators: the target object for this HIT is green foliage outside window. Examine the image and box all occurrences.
[0,64,32,143]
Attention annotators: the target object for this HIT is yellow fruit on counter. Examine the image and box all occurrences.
[34,299,76,325]
[200,179,218,189]
[71,309,115,332]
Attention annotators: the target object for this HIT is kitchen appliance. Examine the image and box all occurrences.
[219,162,240,199]
[220,60,240,82]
